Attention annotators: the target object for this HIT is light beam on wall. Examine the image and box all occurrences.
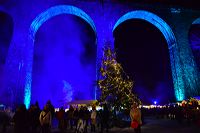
[113,10,185,101]
[24,5,97,109]
[192,18,200,25]
[187,18,200,97]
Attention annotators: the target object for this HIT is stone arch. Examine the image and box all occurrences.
[192,18,200,25]
[24,5,97,108]
[189,17,200,49]
[113,10,184,101]
[189,17,200,61]
[188,18,200,95]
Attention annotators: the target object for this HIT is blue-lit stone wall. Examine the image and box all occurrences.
[112,10,185,101]
[164,9,200,98]
[1,0,200,108]
[27,5,97,108]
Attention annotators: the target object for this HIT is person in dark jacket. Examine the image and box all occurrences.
[100,104,110,133]
[56,107,65,132]
[13,104,29,133]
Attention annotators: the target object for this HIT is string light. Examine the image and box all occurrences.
[97,46,140,109]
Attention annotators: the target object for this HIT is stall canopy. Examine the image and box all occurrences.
[66,100,97,106]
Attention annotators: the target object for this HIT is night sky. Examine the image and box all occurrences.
[114,19,175,104]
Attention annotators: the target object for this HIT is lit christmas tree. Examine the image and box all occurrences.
[97,46,140,110]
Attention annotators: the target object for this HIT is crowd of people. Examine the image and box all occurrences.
[141,103,200,125]
[55,103,110,133]
[1,100,200,133]
[0,101,111,133]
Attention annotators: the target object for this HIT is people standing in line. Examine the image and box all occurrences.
[39,105,52,133]
[130,102,142,133]
[90,106,97,132]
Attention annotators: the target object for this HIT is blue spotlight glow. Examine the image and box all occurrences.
[113,10,185,101]
[24,72,31,109]
[24,5,97,109]
[153,100,157,105]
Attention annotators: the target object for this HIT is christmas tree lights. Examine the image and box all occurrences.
[97,46,139,110]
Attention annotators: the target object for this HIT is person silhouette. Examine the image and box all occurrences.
[130,102,142,133]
